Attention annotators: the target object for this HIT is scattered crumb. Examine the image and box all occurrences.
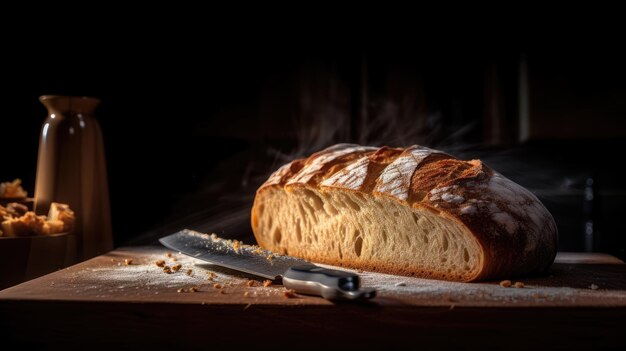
[214,283,222,289]
[499,280,512,288]
[177,288,186,293]
[171,264,182,272]
[247,280,256,287]
[186,269,193,276]
[171,257,177,262]
[110,259,115,263]
[233,240,241,252]
[219,290,226,294]
[513,282,525,288]
[589,284,599,290]
[124,259,133,266]
[253,248,263,255]
[163,266,172,274]
[267,254,274,262]
[243,291,250,297]
[395,282,406,287]
[284,289,297,298]
[189,287,198,293]
[263,280,272,287]
[155,260,166,267]
[166,252,172,258]
[207,272,217,278]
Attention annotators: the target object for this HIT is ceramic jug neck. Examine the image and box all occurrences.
[39,95,100,115]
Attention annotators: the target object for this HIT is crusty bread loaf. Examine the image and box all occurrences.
[251,144,558,282]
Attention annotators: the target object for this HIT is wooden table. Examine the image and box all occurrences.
[1,247,625,348]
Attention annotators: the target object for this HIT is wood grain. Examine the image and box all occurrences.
[0,247,624,348]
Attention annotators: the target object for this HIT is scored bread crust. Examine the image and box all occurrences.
[251,144,558,282]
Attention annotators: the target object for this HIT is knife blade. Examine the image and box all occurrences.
[158,229,376,301]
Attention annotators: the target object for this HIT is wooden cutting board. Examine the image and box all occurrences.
[1,247,625,348]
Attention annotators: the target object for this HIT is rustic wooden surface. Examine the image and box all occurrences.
[1,247,625,348]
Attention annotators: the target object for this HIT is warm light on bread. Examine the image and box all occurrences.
[251,144,558,282]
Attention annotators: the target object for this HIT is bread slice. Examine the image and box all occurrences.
[251,144,558,282]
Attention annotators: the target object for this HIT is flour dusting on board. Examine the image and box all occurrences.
[315,260,626,307]
[66,247,286,300]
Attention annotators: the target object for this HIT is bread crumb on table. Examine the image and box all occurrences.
[213,283,222,289]
[155,260,165,267]
[247,280,256,287]
[166,252,173,258]
[243,291,250,297]
[232,240,241,252]
[499,280,512,288]
[124,259,133,266]
[263,280,272,287]
[284,289,297,298]
[189,287,198,293]
[513,282,525,288]
[219,290,226,294]
[186,269,193,276]
[163,266,172,274]
[177,288,186,293]
[171,264,182,272]
[589,284,599,290]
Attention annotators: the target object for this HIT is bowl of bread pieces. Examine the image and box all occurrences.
[0,179,76,290]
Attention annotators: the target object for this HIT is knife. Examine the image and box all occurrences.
[158,229,376,301]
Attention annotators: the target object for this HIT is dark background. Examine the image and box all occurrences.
[2,26,625,260]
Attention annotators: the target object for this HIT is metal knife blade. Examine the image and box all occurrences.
[158,229,376,301]
[159,228,307,280]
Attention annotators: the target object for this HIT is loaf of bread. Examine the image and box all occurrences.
[251,144,558,282]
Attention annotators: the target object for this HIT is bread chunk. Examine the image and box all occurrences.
[0,179,28,198]
[251,144,558,282]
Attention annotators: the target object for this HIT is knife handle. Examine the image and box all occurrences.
[282,265,376,301]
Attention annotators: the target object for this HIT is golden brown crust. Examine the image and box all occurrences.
[252,144,558,281]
